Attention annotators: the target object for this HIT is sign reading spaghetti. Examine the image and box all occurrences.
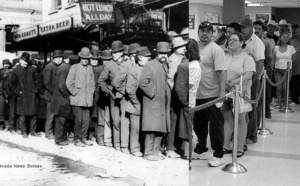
[79,0,114,24]
[13,26,38,42]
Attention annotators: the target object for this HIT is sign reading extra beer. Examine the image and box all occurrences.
[39,17,72,36]
[79,0,114,24]
[13,26,38,42]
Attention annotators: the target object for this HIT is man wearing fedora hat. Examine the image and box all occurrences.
[126,46,151,157]
[50,54,79,146]
[165,36,188,159]
[63,50,74,64]
[138,42,172,161]
[0,59,11,131]
[10,52,40,138]
[98,40,131,152]
[44,49,64,140]
[128,43,141,66]
[66,47,95,147]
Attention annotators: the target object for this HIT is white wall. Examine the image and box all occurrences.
[189,3,223,40]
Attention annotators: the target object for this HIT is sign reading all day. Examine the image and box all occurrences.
[39,17,72,36]
[13,26,38,42]
[79,0,114,24]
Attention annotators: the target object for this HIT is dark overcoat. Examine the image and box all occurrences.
[91,65,104,117]
[10,65,38,116]
[138,58,171,133]
[174,60,189,139]
[50,63,72,118]
[44,61,59,101]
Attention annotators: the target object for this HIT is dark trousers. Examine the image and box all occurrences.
[166,106,179,151]
[247,79,262,142]
[72,106,91,142]
[266,69,273,114]
[130,114,141,153]
[45,100,54,137]
[193,98,224,158]
[19,115,37,135]
[290,75,300,103]
[144,132,163,156]
[54,116,68,143]
[8,96,19,131]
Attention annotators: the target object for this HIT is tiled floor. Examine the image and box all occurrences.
[190,104,300,186]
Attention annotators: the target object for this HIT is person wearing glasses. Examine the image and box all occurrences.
[222,32,256,158]
[66,47,95,147]
[193,21,227,167]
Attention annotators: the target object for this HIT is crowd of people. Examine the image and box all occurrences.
[190,18,300,167]
[0,30,193,161]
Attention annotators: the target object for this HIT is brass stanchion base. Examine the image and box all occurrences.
[279,107,294,113]
[222,162,247,174]
[258,128,273,135]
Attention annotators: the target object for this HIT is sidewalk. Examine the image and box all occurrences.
[0,131,188,186]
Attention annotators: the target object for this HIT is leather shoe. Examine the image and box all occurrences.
[31,132,41,137]
[132,151,143,157]
[22,134,28,138]
[105,142,113,147]
[74,141,86,147]
[121,148,130,154]
[56,141,69,146]
[46,135,55,140]
[81,139,93,146]
[265,113,272,119]
[144,155,159,161]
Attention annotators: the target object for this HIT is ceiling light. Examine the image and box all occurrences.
[247,3,264,6]
[245,1,252,3]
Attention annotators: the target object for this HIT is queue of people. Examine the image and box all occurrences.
[0,33,194,161]
[191,18,299,167]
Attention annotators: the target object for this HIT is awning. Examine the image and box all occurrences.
[13,25,38,42]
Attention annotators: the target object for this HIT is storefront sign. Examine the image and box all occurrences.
[39,17,72,36]
[79,0,114,24]
[189,15,195,29]
[130,10,164,29]
[13,26,38,42]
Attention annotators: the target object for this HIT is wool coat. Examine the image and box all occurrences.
[10,65,38,116]
[113,58,133,97]
[138,58,171,133]
[66,63,95,107]
[175,60,189,139]
[91,65,105,117]
[44,61,59,101]
[50,63,72,118]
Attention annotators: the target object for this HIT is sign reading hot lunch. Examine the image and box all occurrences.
[79,0,114,24]
[13,26,38,42]
[39,17,72,36]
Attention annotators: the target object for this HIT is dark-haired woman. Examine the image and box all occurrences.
[273,32,296,108]
[222,32,256,157]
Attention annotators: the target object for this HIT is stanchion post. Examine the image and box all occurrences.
[222,85,247,174]
[280,62,294,113]
[258,70,273,135]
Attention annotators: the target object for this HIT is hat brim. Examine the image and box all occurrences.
[111,47,124,53]
[78,53,92,58]
[138,53,151,57]
[91,56,101,59]
[100,56,112,60]
[53,55,63,58]
[171,42,188,49]
[20,57,29,63]
[153,49,171,53]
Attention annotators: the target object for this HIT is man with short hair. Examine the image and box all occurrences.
[139,42,172,161]
[44,50,64,139]
[267,20,278,44]
[11,52,40,138]
[66,47,95,147]
[193,21,227,167]
[240,18,265,144]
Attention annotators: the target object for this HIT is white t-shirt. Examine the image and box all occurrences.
[189,60,201,107]
[274,45,296,69]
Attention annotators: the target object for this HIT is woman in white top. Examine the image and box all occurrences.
[222,32,256,157]
[273,32,296,108]
[189,39,201,108]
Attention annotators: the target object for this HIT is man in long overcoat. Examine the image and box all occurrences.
[44,50,64,139]
[138,42,171,161]
[50,55,79,146]
[10,52,40,138]
[66,47,95,147]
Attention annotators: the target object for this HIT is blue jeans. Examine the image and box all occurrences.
[193,97,224,158]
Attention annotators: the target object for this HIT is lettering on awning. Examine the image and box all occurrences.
[79,1,114,24]
[39,17,72,36]
[13,26,38,42]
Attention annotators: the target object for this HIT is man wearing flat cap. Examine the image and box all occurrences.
[165,36,188,159]
[98,40,131,152]
[10,52,40,138]
[139,42,172,161]
[44,50,64,140]
[126,46,151,157]
[66,47,95,147]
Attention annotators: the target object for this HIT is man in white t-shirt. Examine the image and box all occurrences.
[193,21,227,167]
[240,18,265,144]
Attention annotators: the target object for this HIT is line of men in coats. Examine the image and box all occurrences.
[0,34,190,161]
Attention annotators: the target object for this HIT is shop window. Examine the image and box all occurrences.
[51,0,62,11]
[68,0,78,5]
